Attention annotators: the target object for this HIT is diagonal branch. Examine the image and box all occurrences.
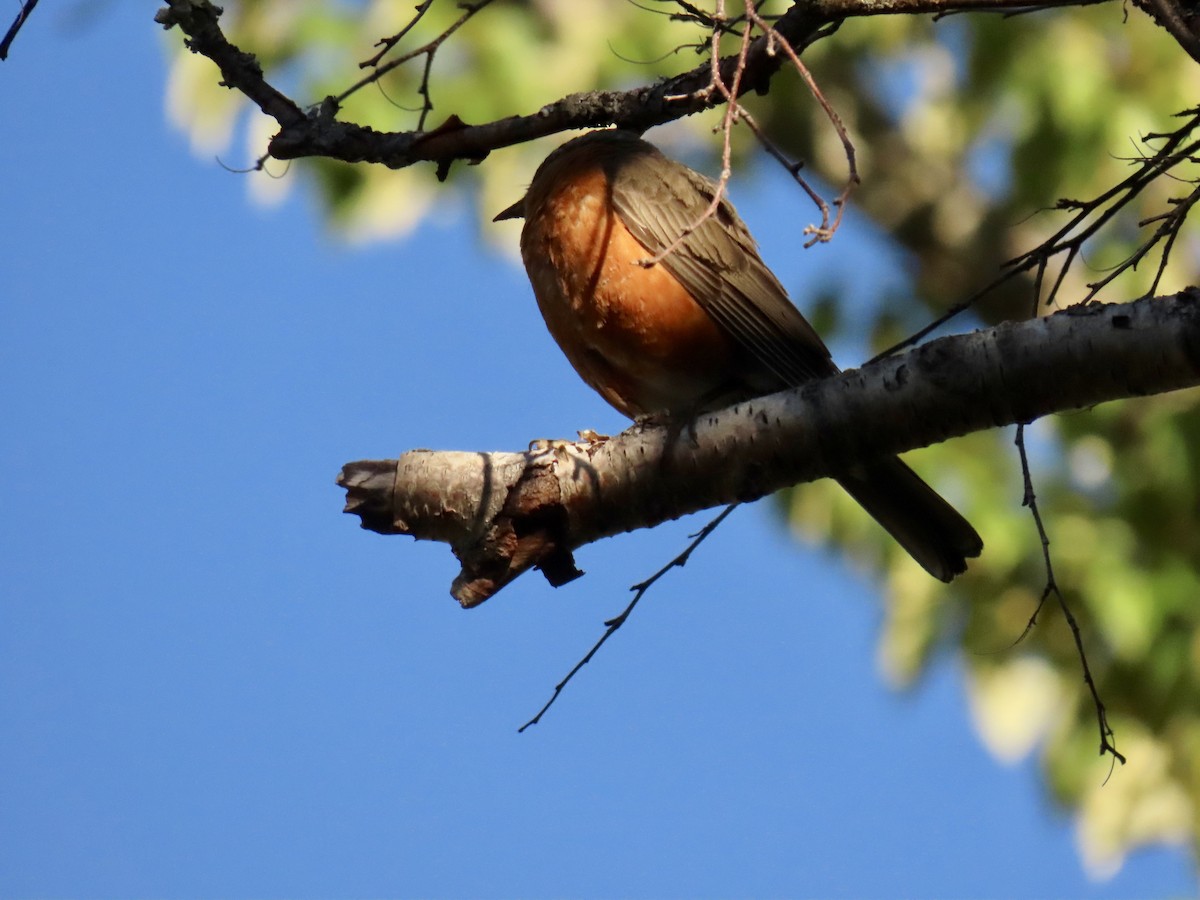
[1135,0,1200,66]
[155,0,305,128]
[339,0,499,132]
[156,0,1113,176]
[0,0,38,61]
[518,503,739,732]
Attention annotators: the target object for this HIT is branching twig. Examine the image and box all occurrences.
[155,0,306,128]
[1013,109,1200,308]
[361,0,435,69]
[643,0,750,266]
[518,504,739,732]
[644,0,858,265]
[1086,181,1200,300]
[640,0,748,34]
[336,0,498,130]
[745,5,860,243]
[1014,423,1126,765]
[874,108,1200,361]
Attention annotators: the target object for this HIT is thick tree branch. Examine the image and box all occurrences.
[155,0,305,128]
[338,291,1200,606]
[155,0,1111,176]
[1134,0,1200,65]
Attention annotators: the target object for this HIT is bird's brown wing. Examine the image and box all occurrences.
[602,135,982,581]
[609,147,836,390]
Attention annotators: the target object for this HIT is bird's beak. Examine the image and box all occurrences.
[493,197,526,222]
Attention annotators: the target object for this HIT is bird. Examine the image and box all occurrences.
[495,128,982,581]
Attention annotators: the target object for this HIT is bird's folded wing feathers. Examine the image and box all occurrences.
[610,152,837,389]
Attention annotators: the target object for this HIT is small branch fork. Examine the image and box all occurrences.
[519,504,739,732]
[744,5,860,243]
[336,0,498,132]
[643,0,858,268]
[874,107,1200,361]
[1020,108,1200,309]
[1012,424,1125,766]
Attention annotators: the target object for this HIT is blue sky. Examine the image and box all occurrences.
[2,4,1196,898]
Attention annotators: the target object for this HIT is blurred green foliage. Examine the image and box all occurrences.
[165,0,1200,875]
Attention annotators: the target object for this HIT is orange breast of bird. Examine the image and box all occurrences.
[519,161,736,419]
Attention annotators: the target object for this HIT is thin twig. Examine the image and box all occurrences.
[874,108,1200,361]
[336,0,497,113]
[639,0,749,34]
[362,0,435,69]
[642,0,748,266]
[519,504,740,732]
[1016,111,1200,307]
[645,0,858,264]
[1014,424,1125,766]
[739,111,836,244]
[0,0,38,60]
[1085,182,1200,300]
[745,4,860,243]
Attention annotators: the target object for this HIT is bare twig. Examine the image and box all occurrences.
[642,0,749,266]
[742,115,832,219]
[1015,109,1200,308]
[336,0,498,124]
[519,504,739,732]
[0,0,38,60]
[1085,182,1200,300]
[638,0,748,34]
[1014,424,1126,765]
[744,5,860,243]
[606,39,700,67]
[362,0,435,69]
[874,108,1200,361]
[644,0,858,264]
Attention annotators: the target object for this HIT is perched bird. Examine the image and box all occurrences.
[496,129,981,581]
